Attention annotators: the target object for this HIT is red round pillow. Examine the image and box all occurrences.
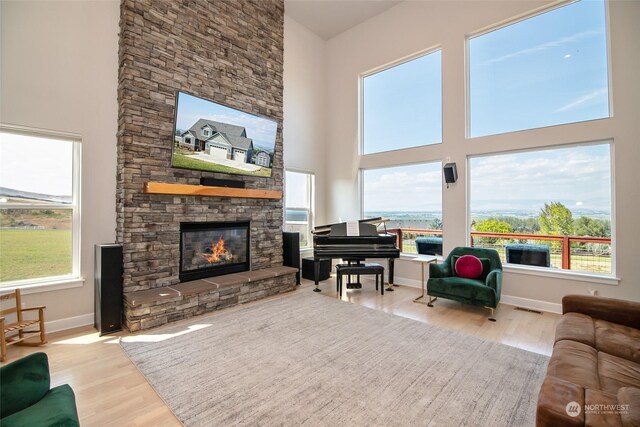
[455,255,483,279]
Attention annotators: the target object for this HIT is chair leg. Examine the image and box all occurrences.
[39,308,47,344]
[0,318,6,362]
[427,296,437,307]
[486,307,496,322]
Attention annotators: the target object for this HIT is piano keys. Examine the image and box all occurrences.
[312,218,400,292]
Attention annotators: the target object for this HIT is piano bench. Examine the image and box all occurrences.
[336,263,385,297]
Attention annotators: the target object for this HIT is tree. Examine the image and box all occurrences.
[429,218,443,230]
[574,217,610,237]
[538,202,574,236]
[474,219,513,245]
[475,219,513,234]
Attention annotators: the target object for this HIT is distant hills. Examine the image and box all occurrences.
[0,187,72,204]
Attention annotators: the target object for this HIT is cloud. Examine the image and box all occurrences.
[473,30,601,68]
[554,87,608,113]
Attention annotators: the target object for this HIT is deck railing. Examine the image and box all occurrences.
[386,228,612,274]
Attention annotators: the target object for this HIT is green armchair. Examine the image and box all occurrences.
[0,352,79,427]
[427,247,502,321]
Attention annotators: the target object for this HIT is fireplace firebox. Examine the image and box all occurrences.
[179,221,250,282]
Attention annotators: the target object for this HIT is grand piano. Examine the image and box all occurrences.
[312,218,400,292]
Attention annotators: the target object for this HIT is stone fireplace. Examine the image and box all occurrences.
[180,221,250,282]
[116,0,295,331]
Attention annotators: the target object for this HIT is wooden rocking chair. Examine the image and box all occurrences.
[0,289,47,362]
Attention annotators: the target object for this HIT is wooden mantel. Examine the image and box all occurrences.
[143,182,282,199]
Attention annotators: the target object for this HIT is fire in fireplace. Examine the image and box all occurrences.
[179,221,250,282]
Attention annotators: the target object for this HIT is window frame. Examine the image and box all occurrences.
[359,46,443,156]
[465,140,617,282]
[464,0,613,139]
[284,169,315,250]
[0,124,82,289]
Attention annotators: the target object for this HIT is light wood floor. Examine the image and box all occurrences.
[1,278,560,426]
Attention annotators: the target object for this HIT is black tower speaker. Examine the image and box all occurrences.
[282,232,301,285]
[95,244,123,336]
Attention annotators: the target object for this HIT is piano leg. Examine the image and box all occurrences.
[386,258,395,292]
[313,258,321,292]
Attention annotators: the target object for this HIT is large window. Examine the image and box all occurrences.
[362,162,442,254]
[469,143,612,275]
[284,170,314,249]
[362,50,442,154]
[0,127,81,286]
[468,0,609,137]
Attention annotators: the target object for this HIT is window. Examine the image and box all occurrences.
[0,127,81,286]
[362,162,442,254]
[469,143,612,275]
[203,128,210,137]
[285,171,314,249]
[468,0,609,137]
[362,50,442,154]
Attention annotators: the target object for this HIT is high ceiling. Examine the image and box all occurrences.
[284,0,402,40]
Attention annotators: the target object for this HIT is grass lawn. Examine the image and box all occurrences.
[172,153,272,177]
[0,229,72,282]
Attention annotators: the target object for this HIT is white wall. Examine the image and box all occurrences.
[283,15,327,228]
[323,0,640,308]
[1,1,119,328]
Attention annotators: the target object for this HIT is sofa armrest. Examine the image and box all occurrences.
[562,295,640,330]
[0,352,51,419]
[429,261,451,279]
[486,269,502,295]
[536,376,585,427]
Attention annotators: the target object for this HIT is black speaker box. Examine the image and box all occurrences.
[302,257,331,281]
[443,162,458,184]
[95,244,123,336]
[282,232,301,284]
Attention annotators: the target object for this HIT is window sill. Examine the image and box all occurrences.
[1,277,85,295]
[503,264,619,286]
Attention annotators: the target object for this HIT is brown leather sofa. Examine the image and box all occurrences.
[537,295,640,426]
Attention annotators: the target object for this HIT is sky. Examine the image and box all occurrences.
[176,92,278,152]
[469,0,609,136]
[362,0,611,217]
[0,133,73,198]
[363,162,442,213]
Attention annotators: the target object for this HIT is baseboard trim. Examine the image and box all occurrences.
[46,313,94,334]
[500,295,561,314]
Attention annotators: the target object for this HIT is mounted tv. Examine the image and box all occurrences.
[171,91,277,178]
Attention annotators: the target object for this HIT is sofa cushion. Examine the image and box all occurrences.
[618,387,640,427]
[595,319,640,364]
[546,340,601,390]
[598,352,640,394]
[0,384,79,427]
[584,388,622,427]
[427,277,496,307]
[556,313,596,347]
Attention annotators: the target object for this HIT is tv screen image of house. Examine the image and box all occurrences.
[171,91,278,178]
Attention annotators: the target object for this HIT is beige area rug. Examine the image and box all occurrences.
[121,289,548,426]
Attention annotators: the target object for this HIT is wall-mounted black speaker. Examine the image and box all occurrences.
[95,244,123,336]
[282,232,301,285]
[443,162,458,184]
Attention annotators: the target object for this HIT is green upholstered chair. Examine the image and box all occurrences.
[427,247,502,321]
[0,352,79,427]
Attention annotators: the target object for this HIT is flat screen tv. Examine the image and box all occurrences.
[171,91,278,178]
